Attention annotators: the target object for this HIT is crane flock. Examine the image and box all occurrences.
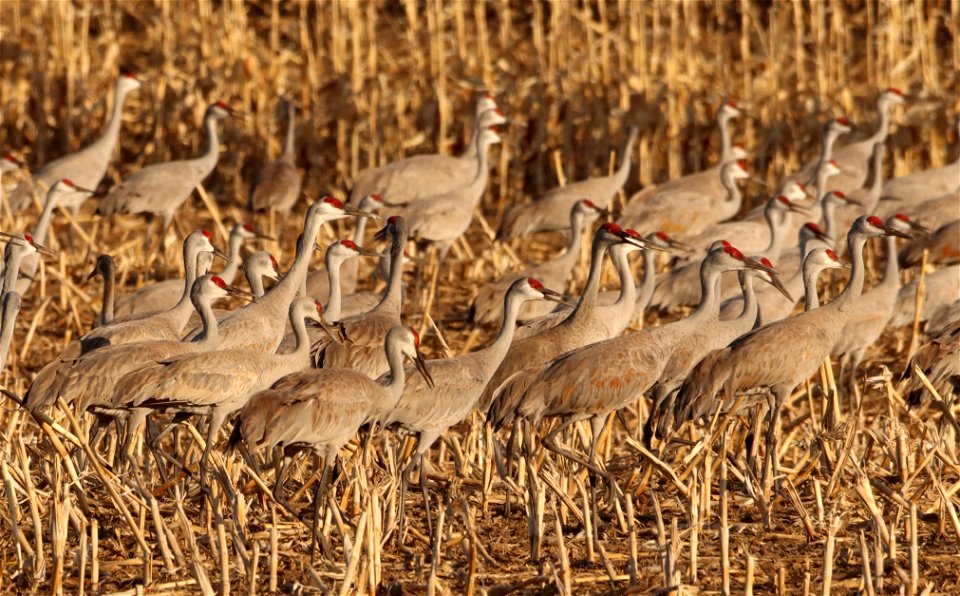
[1,73,957,585]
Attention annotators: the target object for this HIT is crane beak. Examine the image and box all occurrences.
[413,350,435,389]
[86,265,100,281]
[842,195,865,206]
[540,287,574,308]
[906,221,932,237]
[662,236,694,253]
[354,245,382,258]
[344,206,382,220]
[807,226,832,243]
[767,274,793,302]
[224,283,254,301]
[253,229,275,241]
[784,200,809,215]
[881,224,912,239]
[374,223,393,243]
[35,243,57,257]
[212,247,230,263]
[312,319,347,344]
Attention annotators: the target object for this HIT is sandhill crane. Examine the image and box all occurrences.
[23,272,246,416]
[316,216,407,376]
[88,255,117,327]
[898,219,959,267]
[9,72,142,214]
[394,127,501,259]
[888,264,960,328]
[383,277,566,534]
[682,192,808,261]
[116,296,334,488]
[498,126,639,239]
[719,224,836,323]
[115,222,263,317]
[883,116,960,204]
[832,214,927,389]
[886,189,960,231]
[229,325,433,556]
[97,101,239,249]
[349,96,505,206]
[898,321,960,408]
[826,89,905,190]
[835,143,886,233]
[204,197,378,353]
[0,232,56,299]
[786,117,853,190]
[486,244,773,512]
[52,275,250,446]
[249,98,302,214]
[74,229,220,355]
[7,179,94,295]
[0,292,22,372]
[622,159,750,236]
[471,199,609,326]
[305,193,384,301]
[320,239,380,322]
[645,256,792,440]
[671,216,910,501]
[624,102,745,207]
[1,153,24,175]
[243,251,280,299]
[515,231,681,338]
[480,224,655,411]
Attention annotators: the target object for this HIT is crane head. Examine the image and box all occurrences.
[269,254,280,276]
[775,195,809,215]
[883,87,907,104]
[119,71,142,92]
[801,222,832,244]
[890,213,930,237]
[862,215,912,239]
[395,325,435,389]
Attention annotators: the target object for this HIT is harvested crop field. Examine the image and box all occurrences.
[0,1,958,594]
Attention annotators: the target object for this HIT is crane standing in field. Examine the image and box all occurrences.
[498,125,639,239]
[8,72,142,214]
[229,325,433,559]
[383,277,567,540]
[671,216,911,516]
[471,198,609,326]
[97,101,240,253]
[248,98,302,215]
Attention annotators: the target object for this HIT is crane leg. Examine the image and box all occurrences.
[118,408,149,474]
[271,449,300,518]
[310,453,335,563]
[396,457,413,547]
[543,417,621,498]
[419,452,434,538]
[762,387,788,526]
[522,421,542,562]
[198,409,228,502]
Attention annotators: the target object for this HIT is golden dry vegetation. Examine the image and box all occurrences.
[0,0,958,594]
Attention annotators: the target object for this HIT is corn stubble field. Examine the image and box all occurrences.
[1,0,959,594]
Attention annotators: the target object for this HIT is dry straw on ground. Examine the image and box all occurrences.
[0,1,958,594]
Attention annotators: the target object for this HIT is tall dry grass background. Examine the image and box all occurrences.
[0,0,958,594]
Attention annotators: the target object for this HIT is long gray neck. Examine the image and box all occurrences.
[815,127,841,173]
[833,232,869,309]
[868,99,891,145]
[194,294,221,347]
[460,112,488,160]
[718,114,733,163]
[765,210,790,261]
[88,82,130,156]
[0,294,21,371]
[282,104,296,157]
[465,137,493,202]
[173,242,202,313]
[341,215,369,294]
[195,113,221,176]
[32,189,59,245]
[609,245,636,308]
[1,245,27,299]
[569,237,613,321]
[220,232,245,284]
[735,272,759,323]
[274,212,326,305]
[287,310,311,356]
[686,260,723,325]
[782,234,817,300]
[803,265,825,311]
[380,337,408,396]
[880,235,900,288]
[484,291,527,373]
[100,266,115,327]
[635,250,657,312]
[864,148,885,211]
[610,127,638,188]
[821,199,839,246]
[721,170,742,205]
[373,233,405,314]
[324,254,345,321]
[245,268,266,299]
